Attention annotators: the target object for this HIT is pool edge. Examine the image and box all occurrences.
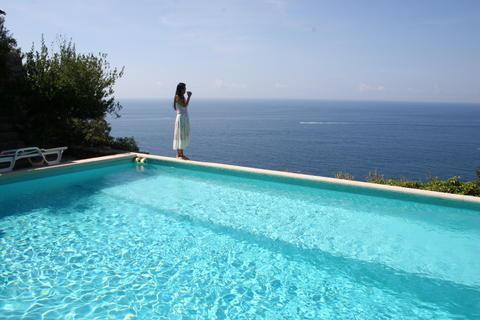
[0,153,137,182]
[138,153,480,205]
[1,152,479,205]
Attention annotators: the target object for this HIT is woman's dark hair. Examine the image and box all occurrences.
[173,82,186,110]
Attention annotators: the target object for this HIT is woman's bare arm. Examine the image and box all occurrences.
[175,94,191,107]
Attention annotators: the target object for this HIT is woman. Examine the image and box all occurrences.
[173,82,192,160]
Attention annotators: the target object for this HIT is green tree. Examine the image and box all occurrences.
[0,13,25,114]
[23,37,137,151]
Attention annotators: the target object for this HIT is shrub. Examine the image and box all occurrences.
[366,171,480,197]
[71,118,139,152]
[110,137,139,152]
[336,169,480,197]
[335,171,354,180]
[422,176,479,196]
[366,169,385,184]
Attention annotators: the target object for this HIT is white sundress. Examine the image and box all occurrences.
[172,100,190,150]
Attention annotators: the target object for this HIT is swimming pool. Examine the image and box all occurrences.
[1,156,479,319]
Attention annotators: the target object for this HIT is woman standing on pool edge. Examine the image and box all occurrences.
[173,82,192,160]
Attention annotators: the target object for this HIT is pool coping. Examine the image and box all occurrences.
[0,153,137,181]
[1,152,479,204]
[137,153,480,205]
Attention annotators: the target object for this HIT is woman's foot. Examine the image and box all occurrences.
[176,150,183,159]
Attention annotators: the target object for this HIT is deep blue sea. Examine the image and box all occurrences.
[110,99,480,181]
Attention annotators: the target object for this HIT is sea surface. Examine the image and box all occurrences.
[110,99,480,181]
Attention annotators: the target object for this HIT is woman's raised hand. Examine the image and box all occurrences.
[187,91,192,97]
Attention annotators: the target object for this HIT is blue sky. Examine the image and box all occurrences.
[3,0,480,102]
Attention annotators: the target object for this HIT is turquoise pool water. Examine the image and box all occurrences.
[1,160,479,319]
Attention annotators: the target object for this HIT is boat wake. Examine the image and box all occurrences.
[299,121,350,125]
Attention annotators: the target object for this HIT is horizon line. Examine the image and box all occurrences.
[117,97,480,105]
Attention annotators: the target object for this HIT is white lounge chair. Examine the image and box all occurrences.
[0,147,68,173]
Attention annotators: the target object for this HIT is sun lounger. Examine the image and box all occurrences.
[0,147,68,173]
